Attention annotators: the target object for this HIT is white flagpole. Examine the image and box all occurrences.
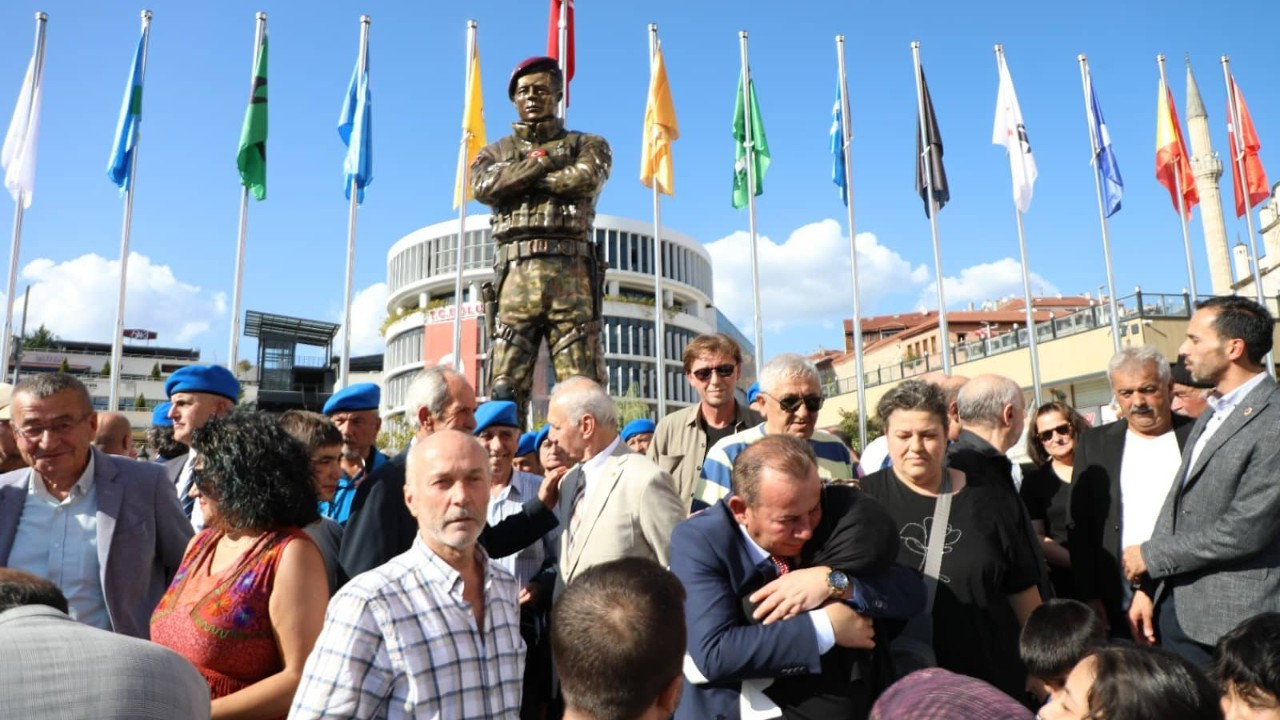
[1077,55,1123,354]
[835,35,867,452]
[108,10,152,412]
[557,0,568,122]
[994,45,1042,407]
[739,31,765,373]
[648,24,668,418]
[911,41,951,374]
[339,15,371,390]
[1,12,47,382]
[1157,54,1198,301]
[228,11,267,371]
[1221,56,1275,378]
[452,20,478,374]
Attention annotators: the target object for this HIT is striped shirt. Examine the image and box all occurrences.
[695,423,855,506]
[486,470,559,587]
[288,536,525,719]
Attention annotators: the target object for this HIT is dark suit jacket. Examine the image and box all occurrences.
[338,447,560,579]
[1142,376,1280,644]
[1068,414,1194,634]
[670,490,924,720]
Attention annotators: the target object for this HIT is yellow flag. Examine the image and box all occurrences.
[454,40,486,209]
[640,43,678,195]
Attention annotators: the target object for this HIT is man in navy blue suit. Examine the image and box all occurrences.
[670,434,924,720]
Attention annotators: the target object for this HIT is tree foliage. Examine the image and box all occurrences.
[836,408,884,455]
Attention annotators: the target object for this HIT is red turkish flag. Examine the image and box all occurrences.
[1227,75,1271,217]
[546,0,575,106]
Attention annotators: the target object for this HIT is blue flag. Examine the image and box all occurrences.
[338,50,373,203]
[831,85,847,206]
[106,33,146,190]
[1087,69,1123,217]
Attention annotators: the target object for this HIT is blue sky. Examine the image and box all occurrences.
[2,0,1277,365]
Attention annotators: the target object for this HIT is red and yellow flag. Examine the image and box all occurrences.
[1155,79,1198,218]
[1227,75,1270,218]
[640,42,678,196]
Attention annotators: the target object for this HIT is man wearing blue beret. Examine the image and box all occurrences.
[164,364,240,528]
[145,402,185,465]
[321,383,388,527]
[622,418,656,455]
[513,430,544,477]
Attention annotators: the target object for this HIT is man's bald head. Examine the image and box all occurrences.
[920,372,970,440]
[956,374,1026,453]
[404,429,491,559]
[93,412,136,458]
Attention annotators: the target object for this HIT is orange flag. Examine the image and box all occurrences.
[1155,79,1198,218]
[640,42,678,196]
[1227,75,1270,217]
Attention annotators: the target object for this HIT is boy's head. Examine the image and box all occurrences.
[279,410,344,503]
[1215,612,1280,720]
[1020,599,1107,691]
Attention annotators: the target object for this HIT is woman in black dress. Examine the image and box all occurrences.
[1020,402,1090,600]
[861,380,1042,700]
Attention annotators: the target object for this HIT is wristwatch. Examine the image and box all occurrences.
[827,570,851,600]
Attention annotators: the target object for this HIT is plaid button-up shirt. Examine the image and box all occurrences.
[289,535,525,719]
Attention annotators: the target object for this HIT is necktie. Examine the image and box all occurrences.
[566,483,586,561]
[769,555,792,576]
[179,471,196,519]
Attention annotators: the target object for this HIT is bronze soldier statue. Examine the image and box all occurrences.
[472,56,611,422]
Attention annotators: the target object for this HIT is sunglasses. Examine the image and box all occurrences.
[1036,424,1073,443]
[691,363,736,382]
[762,392,824,413]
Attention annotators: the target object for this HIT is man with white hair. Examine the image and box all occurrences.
[695,353,854,507]
[546,376,684,592]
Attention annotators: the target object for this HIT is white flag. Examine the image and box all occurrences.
[992,53,1036,213]
[2,58,42,209]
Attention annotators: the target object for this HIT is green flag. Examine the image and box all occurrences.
[237,34,268,200]
[732,73,770,209]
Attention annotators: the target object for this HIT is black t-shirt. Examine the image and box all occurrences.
[861,467,1040,700]
[703,421,738,457]
[1019,463,1070,546]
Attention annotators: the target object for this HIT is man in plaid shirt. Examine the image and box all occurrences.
[289,431,525,719]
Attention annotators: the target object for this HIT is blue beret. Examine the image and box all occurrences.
[474,400,520,435]
[165,365,240,402]
[621,418,656,442]
[151,402,173,427]
[534,425,550,450]
[516,431,539,457]
[324,382,381,415]
[747,382,761,405]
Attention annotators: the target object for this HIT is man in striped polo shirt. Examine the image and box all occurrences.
[695,353,853,507]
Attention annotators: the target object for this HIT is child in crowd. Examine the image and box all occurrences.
[1019,599,1107,704]
[1215,612,1280,720]
[278,409,346,595]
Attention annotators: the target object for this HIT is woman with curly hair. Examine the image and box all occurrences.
[151,411,328,720]
[1020,401,1090,600]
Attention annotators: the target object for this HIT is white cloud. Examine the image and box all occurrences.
[918,257,1060,311]
[705,219,929,332]
[339,282,389,356]
[12,252,224,345]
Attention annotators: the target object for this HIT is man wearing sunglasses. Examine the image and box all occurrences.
[695,354,853,507]
[648,334,760,510]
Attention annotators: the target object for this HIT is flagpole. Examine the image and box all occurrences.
[911,41,951,374]
[338,14,371,391]
[835,35,867,452]
[108,10,152,412]
[228,12,266,371]
[648,24,668,418]
[1077,56,1123,354]
[452,20,478,374]
[1221,56,1275,379]
[739,31,765,373]
[1,12,47,382]
[1157,54,1199,301]
[557,0,568,122]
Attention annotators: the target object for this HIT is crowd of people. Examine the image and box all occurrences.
[1,294,1279,720]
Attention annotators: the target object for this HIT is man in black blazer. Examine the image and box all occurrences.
[339,366,561,579]
[1069,346,1194,638]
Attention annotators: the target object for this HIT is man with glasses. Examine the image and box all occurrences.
[695,353,853,507]
[320,382,388,527]
[1068,346,1195,638]
[648,333,760,509]
[0,374,192,638]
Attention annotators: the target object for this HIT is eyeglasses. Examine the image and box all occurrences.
[761,392,824,413]
[16,414,90,441]
[1036,424,1073,443]
[691,364,736,382]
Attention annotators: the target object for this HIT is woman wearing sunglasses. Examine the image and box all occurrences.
[1020,402,1090,601]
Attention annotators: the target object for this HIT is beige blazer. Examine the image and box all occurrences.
[557,440,684,589]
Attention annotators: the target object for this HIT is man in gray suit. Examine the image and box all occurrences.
[0,568,210,719]
[1123,296,1280,668]
[0,374,192,638]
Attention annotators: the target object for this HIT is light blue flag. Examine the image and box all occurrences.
[831,85,847,206]
[106,33,145,190]
[338,51,373,203]
[1087,69,1123,217]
